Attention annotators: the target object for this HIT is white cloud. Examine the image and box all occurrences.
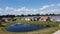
[0,4,60,15]
[45,9,60,14]
[5,6,17,15]
[17,7,30,12]
[6,6,13,10]
[5,4,60,15]
[0,8,4,14]
[57,4,60,6]
[40,5,49,10]
[40,4,60,10]
[50,4,55,6]
[5,6,16,11]
[49,10,55,12]
[5,6,38,15]
[0,8,3,11]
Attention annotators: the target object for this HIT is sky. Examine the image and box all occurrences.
[0,0,60,15]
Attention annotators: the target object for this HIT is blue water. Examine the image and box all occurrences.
[6,23,50,32]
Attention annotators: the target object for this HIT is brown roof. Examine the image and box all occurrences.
[40,16,49,19]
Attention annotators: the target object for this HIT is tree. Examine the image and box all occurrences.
[16,15,20,17]
[45,14,49,16]
[21,14,25,17]
[27,14,31,16]
[49,13,55,16]
[35,13,40,16]
[6,14,15,18]
[0,22,1,25]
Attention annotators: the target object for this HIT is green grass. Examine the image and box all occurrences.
[0,19,60,34]
[15,19,60,27]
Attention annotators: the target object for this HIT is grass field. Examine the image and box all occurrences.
[0,19,60,34]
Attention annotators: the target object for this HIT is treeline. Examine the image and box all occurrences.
[18,13,60,16]
[0,15,15,18]
[0,14,60,18]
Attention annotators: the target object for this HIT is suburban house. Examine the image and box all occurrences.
[20,17,34,21]
[20,17,32,21]
[0,17,12,23]
[39,16,49,21]
[24,17,32,21]
[33,16,40,21]
[20,16,50,21]
[50,16,60,22]
[20,16,40,21]
[20,16,60,22]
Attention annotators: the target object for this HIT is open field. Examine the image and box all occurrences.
[0,19,60,34]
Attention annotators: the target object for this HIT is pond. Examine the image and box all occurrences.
[6,23,51,32]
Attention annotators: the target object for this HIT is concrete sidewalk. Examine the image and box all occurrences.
[53,30,60,34]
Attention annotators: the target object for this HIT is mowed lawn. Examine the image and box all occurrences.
[0,19,60,34]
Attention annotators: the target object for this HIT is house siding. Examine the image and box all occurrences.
[50,16,60,22]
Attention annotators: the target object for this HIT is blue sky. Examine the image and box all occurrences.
[0,0,60,15]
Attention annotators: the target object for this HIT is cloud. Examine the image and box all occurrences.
[45,9,60,14]
[40,5,49,10]
[57,4,60,6]
[0,8,3,11]
[0,8,4,14]
[17,7,30,12]
[5,6,38,15]
[0,4,60,15]
[5,6,16,11]
[49,10,55,12]
[4,6,17,15]
[40,4,60,10]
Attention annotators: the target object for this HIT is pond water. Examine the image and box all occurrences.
[6,23,51,32]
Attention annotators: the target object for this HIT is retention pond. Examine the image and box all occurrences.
[6,23,51,32]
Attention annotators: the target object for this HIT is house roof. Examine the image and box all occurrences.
[40,16,49,20]
[20,16,40,19]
